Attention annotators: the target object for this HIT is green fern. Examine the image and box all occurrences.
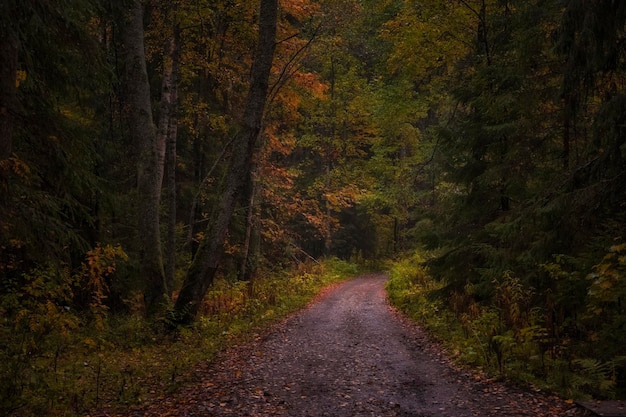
[570,358,616,399]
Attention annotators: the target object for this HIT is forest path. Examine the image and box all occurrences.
[123,274,581,416]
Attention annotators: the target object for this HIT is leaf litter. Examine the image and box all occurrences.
[91,274,586,417]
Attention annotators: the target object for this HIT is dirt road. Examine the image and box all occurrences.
[125,274,582,416]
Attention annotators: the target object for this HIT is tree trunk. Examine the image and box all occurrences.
[121,0,168,315]
[563,97,571,170]
[156,26,179,190]
[0,29,18,161]
[324,57,336,255]
[171,0,278,325]
[165,26,181,298]
[239,167,259,282]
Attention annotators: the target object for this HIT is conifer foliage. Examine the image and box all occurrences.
[1,0,625,411]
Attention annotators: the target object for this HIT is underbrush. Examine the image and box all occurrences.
[385,250,625,401]
[1,256,357,416]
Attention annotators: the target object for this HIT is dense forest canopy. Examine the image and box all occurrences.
[1,0,626,412]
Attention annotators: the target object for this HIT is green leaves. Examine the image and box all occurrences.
[586,244,626,353]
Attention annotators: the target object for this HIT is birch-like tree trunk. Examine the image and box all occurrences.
[121,0,167,315]
[165,26,181,297]
[171,0,278,325]
[156,26,179,190]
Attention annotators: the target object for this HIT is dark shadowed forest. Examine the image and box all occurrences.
[1,0,625,414]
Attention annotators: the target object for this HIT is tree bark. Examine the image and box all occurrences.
[156,27,179,190]
[171,0,278,325]
[563,96,571,170]
[239,167,259,282]
[121,0,168,315]
[165,26,181,298]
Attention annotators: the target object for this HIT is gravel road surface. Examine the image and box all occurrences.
[115,274,583,417]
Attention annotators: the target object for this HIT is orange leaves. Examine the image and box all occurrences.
[15,69,27,88]
[280,0,320,22]
[264,124,298,157]
[300,207,328,234]
[272,0,328,105]
[81,244,128,329]
[293,71,328,98]
[83,244,127,279]
[323,183,361,211]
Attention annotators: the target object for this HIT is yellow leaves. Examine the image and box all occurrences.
[301,210,330,234]
[0,156,31,181]
[60,105,94,126]
[586,240,625,314]
[83,336,115,351]
[590,307,603,315]
[259,217,291,243]
[84,337,99,349]
[81,243,128,329]
[324,183,365,211]
[324,190,353,210]
[16,69,27,87]
[381,0,475,79]
[83,243,128,279]
[224,239,242,255]
[278,88,303,112]
[610,242,626,255]
[10,268,80,353]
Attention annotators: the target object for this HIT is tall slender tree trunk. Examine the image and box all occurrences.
[165,26,181,298]
[156,23,179,189]
[324,57,336,255]
[563,96,571,170]
[239,167,259,283]
[171,0,278,325]
[121,0,167,315]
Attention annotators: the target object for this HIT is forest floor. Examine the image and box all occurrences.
[93,274,588,417]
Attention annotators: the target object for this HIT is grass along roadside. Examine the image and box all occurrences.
[385,251,620,401]
[2,258,358,417]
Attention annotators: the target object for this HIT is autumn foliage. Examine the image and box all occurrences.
[1,0,625,413]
